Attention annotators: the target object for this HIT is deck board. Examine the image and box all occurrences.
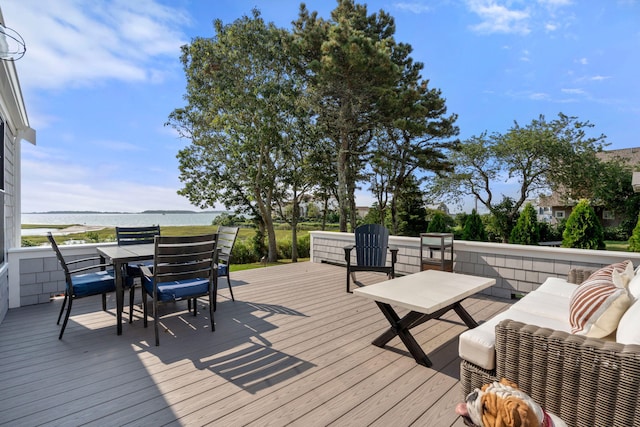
[0,262,512,426]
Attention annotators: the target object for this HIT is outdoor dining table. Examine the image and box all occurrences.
[96,243,154,335]
[353,269,495,367]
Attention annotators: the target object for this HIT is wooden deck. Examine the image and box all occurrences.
[0,262,512,426]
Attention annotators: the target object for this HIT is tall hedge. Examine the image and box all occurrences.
[509,202,540,245]
[562,199,605,249]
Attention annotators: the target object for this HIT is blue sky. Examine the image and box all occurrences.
[3,0,639,213]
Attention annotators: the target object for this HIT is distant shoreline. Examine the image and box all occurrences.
[21,212,225,232]
[24,210,225,215]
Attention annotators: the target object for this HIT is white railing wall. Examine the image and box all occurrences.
[311,231,640,299]
[7,242,116,308]
[6,232,640,309]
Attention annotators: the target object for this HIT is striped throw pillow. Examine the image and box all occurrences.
[569,261,633,338]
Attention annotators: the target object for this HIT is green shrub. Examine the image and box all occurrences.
[85,231,101,243]
[562,199,605,249]
[509,203,540,245]
[230,239,260,264]
[297,234,310,258]
[628,213,640,252]
[426,211,452,233]
[461,209,487,241]
[274,234,311,259]
[604,225,629,241]
[277,238,292,259]
[539,221,563,242]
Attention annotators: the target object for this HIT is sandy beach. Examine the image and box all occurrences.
[57,225,106,234]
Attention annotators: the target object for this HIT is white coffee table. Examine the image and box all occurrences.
[353,269,495,367]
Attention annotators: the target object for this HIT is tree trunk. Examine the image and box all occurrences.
[390,196,399,235]
[321,197,328,231]
[291,197,300,262]
[337,135,349,232]
[254,188,278,262]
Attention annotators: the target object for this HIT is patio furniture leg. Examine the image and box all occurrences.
[372,302,433,367]
[57,292,68,325]
[129,285,135,323]
[227,274,234,302]
[59,298,73,340]
[453,302,479,328]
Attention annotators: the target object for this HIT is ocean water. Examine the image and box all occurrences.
[22,212,224,235]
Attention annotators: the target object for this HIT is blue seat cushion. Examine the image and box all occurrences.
[72,269,116,297]
[124,261,155,287]
[142,277,210,302]
[217,264,228,276]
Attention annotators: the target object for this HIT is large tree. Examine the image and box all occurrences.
[167,10,298,262]
[431,113,607,241]
[292,0,402,231]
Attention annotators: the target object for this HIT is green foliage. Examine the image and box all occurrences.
[627,213,640,252]
[426,211,452,233]
[276,234,311,259]
[461,209,487,241]
[486,197,517,243]
[509,203,540,245]
[396,180,429,236]
[252,227,267,258]
[604,225,630,241]
[230,239,260,264]
[539,221,563,242]
[429,114,608,229]
[361,203,391,228]
[562,199,605,249]
[212,212,243,226]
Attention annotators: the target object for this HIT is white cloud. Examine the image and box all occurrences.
[3,0,190,91]
[561,88,586,95]
[591,75,612,81]
[467,0,577,35]
[466,0,531,35]
[529,92,550,100]
[578,57,588,65]
[393,2,431,14]
[538,0,573,8]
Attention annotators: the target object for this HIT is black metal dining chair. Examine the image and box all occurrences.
[216,226,239,304]
[116,225,160,322]
[47,232,116,339]
[139,234,218,346]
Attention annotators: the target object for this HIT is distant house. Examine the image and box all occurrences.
[355,206,369,218]
[0,8,36,323]
[537,147,640,227]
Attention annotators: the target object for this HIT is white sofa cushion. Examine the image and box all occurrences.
[616,300,640,344]
[459,303,571,370]
[535,277,579,298]
[512,286,572,322]
[627,267,640,300]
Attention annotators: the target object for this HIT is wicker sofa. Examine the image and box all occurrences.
[458,268,640,427]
